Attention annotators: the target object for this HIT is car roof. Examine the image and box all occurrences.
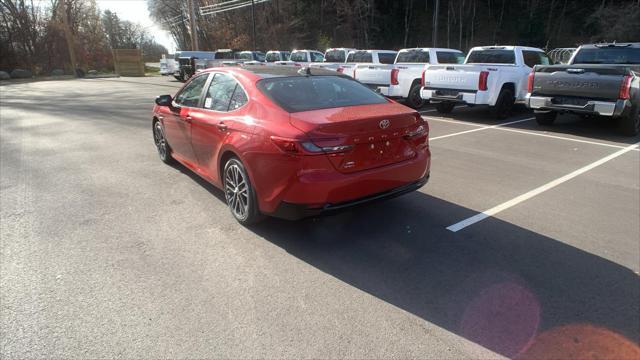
[580,42,640,49]
[470,45,544,52]
[399,47,463,52]
[229,65,343,79]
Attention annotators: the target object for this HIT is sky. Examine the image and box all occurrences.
[95,0,177,53]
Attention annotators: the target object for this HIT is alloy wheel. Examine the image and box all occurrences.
[224,163,249,220]
[153,121,167,159]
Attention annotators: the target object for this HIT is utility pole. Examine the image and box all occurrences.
[189,0,199,51]
[59,0,78,76]
[251,0,256,51]
[433,0,440,47]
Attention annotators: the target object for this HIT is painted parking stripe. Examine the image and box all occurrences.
[429,117,534,141]
[424,116,640,152]
[446,141,640,232]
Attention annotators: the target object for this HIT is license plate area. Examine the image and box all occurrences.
[551,97,588,106]
[435,89,461,98]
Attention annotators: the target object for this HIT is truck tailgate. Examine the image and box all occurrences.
[423,65,484,91]
[532,65,628,100]
[355,64,394,87]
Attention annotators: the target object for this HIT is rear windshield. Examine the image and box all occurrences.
[347,51,373,63]
[437,51,465,64]
[572,47,640,65]
[325,50,346,63]
[238,52,253,60]
[466,49,515,64]
[396,50,430,63]
[378,53,397,64]
[257,75,388,112]
[290,52,307,62]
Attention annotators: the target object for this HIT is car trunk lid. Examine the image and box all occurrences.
[532,65,630,100]
[290,103,425,174]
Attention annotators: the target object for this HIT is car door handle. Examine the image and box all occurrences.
[217,122,228,132]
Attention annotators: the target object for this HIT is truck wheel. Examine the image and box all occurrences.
[618,106,640,136]
[436,102,456,114]
[535,111,557,126]
[405,83,426,109]
[492,88,515,119]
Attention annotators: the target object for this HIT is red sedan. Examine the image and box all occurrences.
[152,66,431,224]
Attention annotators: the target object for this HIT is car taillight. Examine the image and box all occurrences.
[421,70,426,87]
[391,68,400,85]
[353,68,357,78]
[619,75,632,100]
[527,72,535,93]
[270,136,353,155]
[337,67,344,73]
[478,71,489,91]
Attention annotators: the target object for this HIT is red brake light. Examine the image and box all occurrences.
[527,72,535,93]
[270,136,353,155]
[619,75,632,100]
[337,67,344,73]
[478,71,489,91]
[391,68,400,85]
[421,70,426,87]
[270,136,300,153]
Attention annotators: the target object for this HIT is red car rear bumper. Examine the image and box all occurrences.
[254,148,431,220]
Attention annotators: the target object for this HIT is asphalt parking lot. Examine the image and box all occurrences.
[1,76,639,358]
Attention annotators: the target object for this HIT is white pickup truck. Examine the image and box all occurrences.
[337,50,397,79]
[371,48,466,108]
[309,48,356,71]
[274,50,324,66]
[421,46,550,118]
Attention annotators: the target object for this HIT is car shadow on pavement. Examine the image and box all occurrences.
[172,160,639,358]
[249,194,640,358]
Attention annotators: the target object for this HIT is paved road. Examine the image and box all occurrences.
[1,76,639,358]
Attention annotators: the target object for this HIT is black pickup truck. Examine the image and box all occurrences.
[526,43,639,136]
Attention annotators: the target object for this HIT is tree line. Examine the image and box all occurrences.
[0,0,168,75]
[150,0,639,52]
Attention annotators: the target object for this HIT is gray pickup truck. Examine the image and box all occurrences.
[526,43,639,136]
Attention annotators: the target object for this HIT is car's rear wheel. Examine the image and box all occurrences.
[535,111,557,126]
[618,106,640,136]
[492,88,515,119]
[224,158,263,225]
[153,120,174,164]
[405,83,426,109]
[436,102,456,114]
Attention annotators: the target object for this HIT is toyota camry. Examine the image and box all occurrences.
[152,66,431,224]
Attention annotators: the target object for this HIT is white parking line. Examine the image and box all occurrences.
[425,116,640,152]
[429,118,534,141]
[446,141,640,232]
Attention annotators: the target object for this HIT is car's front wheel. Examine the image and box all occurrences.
[153,120,174,164]
[224,158,263,225]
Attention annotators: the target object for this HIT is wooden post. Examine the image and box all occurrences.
[59,0,78,76]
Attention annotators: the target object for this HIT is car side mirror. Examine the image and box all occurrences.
[155,95,173,107]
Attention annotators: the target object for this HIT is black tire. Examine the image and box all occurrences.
[618,106,640,137]
[492,88,515,119]
[223,158,263,225]
[153,120,174,164]
[535,111,557,126]
[405,83,426,109]
[436,102,456,114]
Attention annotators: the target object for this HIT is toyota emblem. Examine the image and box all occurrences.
[379,119,390,129]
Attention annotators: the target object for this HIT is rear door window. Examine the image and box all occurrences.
[378,53,397,64]
[204,73,237,112]
[436,51,465,64]
[174,73,209,107]
[466,50,516,64]
[523,51,551,67]
[290,52,308,62]
[325,50,346,63]
[396,50,430,63]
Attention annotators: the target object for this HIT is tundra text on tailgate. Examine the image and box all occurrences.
[526,43,640,136]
